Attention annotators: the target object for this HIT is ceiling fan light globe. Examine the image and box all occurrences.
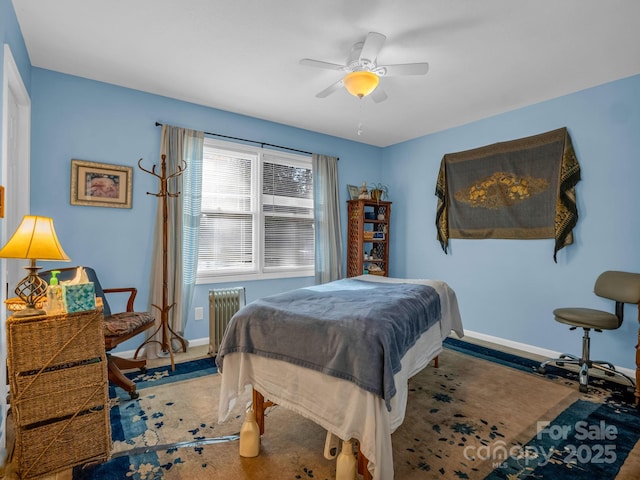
[343,71,379,99]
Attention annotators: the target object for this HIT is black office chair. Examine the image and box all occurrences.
[537,271,640,393]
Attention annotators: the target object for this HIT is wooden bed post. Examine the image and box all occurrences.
[252,389,266,435]
[252,388,275,435]
[356,441,373,480]
[251,354,441,475]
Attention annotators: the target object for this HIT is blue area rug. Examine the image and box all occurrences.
[74,357,220,480]
[443,338,639,479]
[444,337,635,405]
[72,341,639,479]
[110,357,218,397]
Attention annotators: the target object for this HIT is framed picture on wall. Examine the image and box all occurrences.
[70,159,133,208]
[347,184,360,200]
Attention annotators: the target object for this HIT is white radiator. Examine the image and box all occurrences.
[208,287,246,355]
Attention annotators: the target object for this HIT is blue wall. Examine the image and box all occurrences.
[29,68,382,351]
[0,0,30,92]
[384,74,640,369]
[0,0,31,192]
[3,0,640,370]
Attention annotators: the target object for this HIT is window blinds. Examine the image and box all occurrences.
[198,141,314,278]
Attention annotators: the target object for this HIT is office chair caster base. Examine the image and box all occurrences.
[140,366,148,374]
[578,364,590,393]
[129,390,140,400]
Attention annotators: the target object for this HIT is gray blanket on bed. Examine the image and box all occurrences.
[216,278,441,409]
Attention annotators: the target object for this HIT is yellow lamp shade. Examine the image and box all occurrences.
[343,71,380,99]
[0,215,70,261]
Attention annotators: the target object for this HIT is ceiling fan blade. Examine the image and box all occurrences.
[316,79,345,98]
[359,32,386,64]
[300,58,346,71]
[370,87,388,103]
[380,62,429,76]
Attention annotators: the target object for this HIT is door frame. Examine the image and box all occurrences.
[1,43,31,455]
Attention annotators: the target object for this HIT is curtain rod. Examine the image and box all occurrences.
[155,122,338,160]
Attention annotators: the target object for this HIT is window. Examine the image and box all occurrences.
[197,138,314,282]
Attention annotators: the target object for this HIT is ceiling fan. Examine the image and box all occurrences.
[300,32,429,103]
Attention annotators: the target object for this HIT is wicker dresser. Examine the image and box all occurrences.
[6,309,111,478]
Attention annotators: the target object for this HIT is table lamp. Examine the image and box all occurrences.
[0,215,70,317]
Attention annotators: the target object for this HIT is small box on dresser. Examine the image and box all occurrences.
[62,282,97,313]
[6,309,111,479]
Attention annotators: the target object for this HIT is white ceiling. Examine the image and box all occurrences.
[12,0,640,147]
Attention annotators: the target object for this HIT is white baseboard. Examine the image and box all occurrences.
[461,329,561,358]
[461,329,636,379]
[188,337,211,348]
[116,336,211,360]
[117,332,636,380]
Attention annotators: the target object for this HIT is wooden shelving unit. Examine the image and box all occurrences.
[346,199,391,278]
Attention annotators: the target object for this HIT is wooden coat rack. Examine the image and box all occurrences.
[137,154,188,370]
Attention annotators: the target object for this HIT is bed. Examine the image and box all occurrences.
[216,275,464,480]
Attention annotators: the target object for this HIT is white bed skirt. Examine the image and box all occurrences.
[217,276,464,480]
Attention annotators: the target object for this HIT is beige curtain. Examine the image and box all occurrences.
[312,154,343,283]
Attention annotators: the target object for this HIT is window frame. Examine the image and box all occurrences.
[196,138,315,284]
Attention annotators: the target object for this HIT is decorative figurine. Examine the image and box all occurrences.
[358,181,370,199]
